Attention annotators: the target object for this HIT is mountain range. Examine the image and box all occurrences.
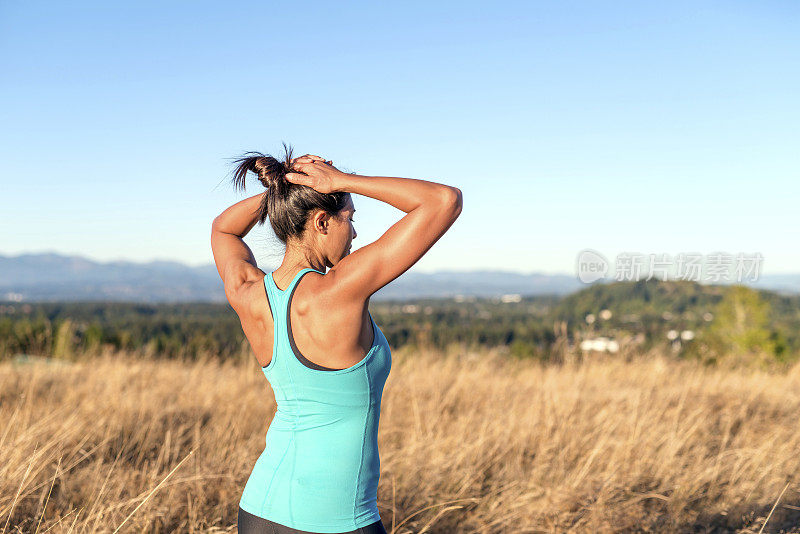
[1,253,798,303]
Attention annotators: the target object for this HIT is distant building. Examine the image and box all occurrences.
[667,330,679,340]
[579,337,620,353]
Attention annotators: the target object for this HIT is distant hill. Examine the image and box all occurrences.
[552,279,728,326]
[0,253,222,303]
[0,253,582,303]
[1,253,798,303]
[375,269,581,300]
[751,274,800,295]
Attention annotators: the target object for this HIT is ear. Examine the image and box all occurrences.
[311,209,331,235]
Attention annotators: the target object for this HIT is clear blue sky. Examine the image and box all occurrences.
[1,1,798,274]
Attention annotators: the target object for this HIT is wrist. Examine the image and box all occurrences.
[331,171,354,193]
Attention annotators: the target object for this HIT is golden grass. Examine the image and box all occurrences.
[2,347,800,533]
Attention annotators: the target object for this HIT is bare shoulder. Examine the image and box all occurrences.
[235,272,274,367]
[303,268,364,310]
[229,271,271,324]
[311,266,368,308]
[293,269,367,330]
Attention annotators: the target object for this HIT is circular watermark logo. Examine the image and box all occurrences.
[576,248,609,283]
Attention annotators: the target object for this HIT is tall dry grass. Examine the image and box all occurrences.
[2,346,800,533]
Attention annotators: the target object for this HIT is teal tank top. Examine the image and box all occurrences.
[239,268,393,532]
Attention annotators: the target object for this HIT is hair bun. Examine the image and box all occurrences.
[229,149,292,194]
[254,157,286,190]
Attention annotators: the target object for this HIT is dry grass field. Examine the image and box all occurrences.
[2,347,800,533]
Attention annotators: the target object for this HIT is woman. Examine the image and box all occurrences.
[211,144,463,534]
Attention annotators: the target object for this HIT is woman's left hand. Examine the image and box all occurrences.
[286,155,343,194]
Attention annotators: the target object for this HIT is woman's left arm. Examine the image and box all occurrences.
[211,192,266,309]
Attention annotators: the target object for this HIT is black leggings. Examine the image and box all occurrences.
[237,507,388,534]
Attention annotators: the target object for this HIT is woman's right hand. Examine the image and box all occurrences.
[286,156,346,194]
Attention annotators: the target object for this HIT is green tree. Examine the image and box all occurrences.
[699,285,781,367]
[53,319,76,360]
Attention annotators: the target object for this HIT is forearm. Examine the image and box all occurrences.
[333,173,459,214]
[212,192,265,237]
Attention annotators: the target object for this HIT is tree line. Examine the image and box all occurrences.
[1,281,798,367]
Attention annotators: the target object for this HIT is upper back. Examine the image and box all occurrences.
[261,267,392,378]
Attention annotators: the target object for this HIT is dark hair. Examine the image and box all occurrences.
[228,142,350,244]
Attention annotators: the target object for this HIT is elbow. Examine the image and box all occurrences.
[211,215,224,233]
[439,186,463,220]
[452,187,463,217]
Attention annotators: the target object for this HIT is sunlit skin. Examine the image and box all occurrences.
[211,154,462,371]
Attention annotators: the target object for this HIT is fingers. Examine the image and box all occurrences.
[285,172,310,185]
[289,155,334,177]
[291,160,314,173]
[293,154,323,164]
[290,155,328,170]
[290,160,311,172]
[298,154,327,163]
[292,160,331,172]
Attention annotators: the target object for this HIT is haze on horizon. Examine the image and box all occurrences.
[1,1,798,275]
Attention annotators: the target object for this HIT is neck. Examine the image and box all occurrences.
[278,245,327,275]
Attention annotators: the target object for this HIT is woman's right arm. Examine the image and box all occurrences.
[288,162,463,303]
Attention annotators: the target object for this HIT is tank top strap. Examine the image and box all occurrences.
[263,273,280,320]
[284,267,323,293]
[264,268,323,327]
